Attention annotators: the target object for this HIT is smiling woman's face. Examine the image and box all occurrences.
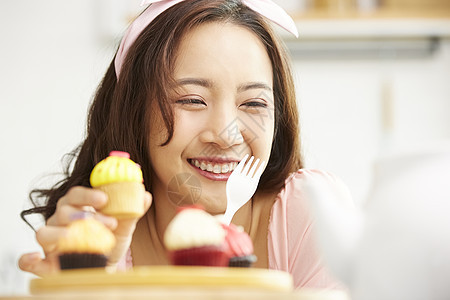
[148,21,274,213]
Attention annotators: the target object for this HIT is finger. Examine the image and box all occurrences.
[47,204,83,226]
[112,192,152,238]
[36,226,67,253]
[18,252,59,276]
[18,252,41,272]
[94,214,118,230]
[47,204,117,229]
[143,191,152,213]
[57,186,108,210]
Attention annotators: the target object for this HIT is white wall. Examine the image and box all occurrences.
[296,41,450,202]
[0,0,138,294]
[1,0,449,295]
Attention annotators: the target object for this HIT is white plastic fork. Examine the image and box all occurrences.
[223,154,266,225]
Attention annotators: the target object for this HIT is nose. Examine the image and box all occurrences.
[198,105,244,149]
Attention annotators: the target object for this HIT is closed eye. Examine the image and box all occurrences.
[240,101,268,108]
[176,98,207,105]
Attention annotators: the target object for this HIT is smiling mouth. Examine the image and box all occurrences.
[188,159,238,174]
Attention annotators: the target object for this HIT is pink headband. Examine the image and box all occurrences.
[114,0,299,78]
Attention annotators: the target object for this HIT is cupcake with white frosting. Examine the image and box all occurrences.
[164,205,230,266]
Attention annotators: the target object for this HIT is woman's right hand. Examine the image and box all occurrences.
[18,186,151,276]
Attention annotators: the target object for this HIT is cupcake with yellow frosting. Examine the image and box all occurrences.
[90,151,145,218]
[58,212,116,270]
[164,206,230,266]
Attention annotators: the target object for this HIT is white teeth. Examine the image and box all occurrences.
[221,164,229,173]
[190,159,237,174]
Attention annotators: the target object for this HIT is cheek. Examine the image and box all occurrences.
[173,110,205,135]
[148,108,199,148]
[148,107,169,148]
[149,110,204,159]
[238,112,274,158]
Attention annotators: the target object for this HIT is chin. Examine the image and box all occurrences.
[195,197,227,215]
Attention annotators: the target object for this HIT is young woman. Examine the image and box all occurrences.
[19,0,351,289]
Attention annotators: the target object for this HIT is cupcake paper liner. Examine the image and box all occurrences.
[59,253,108,270]
[97,181,145,218]
[228,255,257,268]
[169,245,229,267]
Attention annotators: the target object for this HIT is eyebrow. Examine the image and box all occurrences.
[176,78,212,88]
[237,82,273,93]
[176,78,272,93]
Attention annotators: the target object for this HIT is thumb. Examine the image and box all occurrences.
[107,191,152,267]
[18,252,59,277]
[143,191,152,213]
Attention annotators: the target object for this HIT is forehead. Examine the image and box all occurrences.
[173,22,273,84]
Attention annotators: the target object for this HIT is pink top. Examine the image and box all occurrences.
[268,169,344,289]
[119,169,346,290]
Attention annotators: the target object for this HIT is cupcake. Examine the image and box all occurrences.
[222,223,257,267]
[164,206,230,267]
[90,151,145,218]
[57,212,116,270]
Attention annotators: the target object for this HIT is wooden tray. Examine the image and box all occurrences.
[30,266,294,294]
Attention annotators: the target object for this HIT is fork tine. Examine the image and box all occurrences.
[254,160,266,178]
[234,154,248,174]
[248,158,260,178]
[242,156,254,175]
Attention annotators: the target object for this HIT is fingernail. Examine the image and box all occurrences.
[96,215,117,229]
[24,252,41,263]
[93,190,108,204]
[71,211,95,221]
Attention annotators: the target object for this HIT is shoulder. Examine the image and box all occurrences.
[268,169,351,288]
[270,169,353,231]
[283,169,350,193]
[277,169,353,212]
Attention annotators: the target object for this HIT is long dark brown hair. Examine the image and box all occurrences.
[21,0,302,228]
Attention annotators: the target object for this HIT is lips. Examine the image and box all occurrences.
[187,159,239,174]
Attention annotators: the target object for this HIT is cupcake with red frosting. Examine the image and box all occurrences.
[222,223,257,267]
[164,206,230,266]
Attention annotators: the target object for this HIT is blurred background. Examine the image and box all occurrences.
[0,0,449,295]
